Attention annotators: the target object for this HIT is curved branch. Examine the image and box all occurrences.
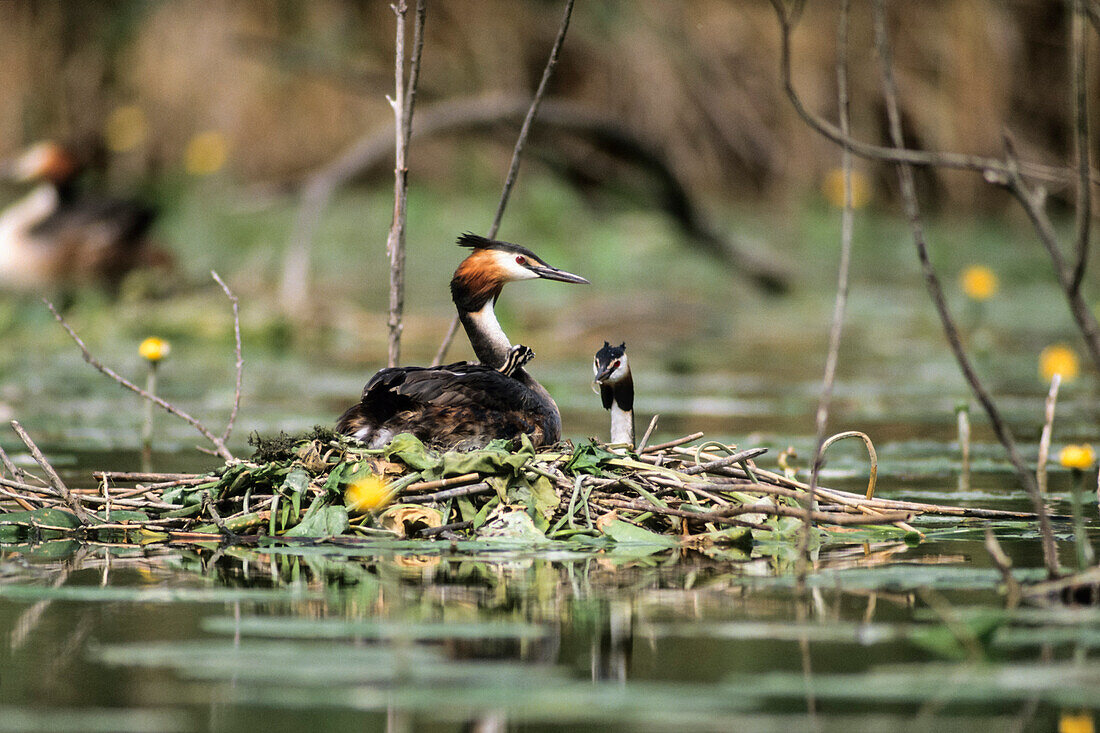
[870,0,1059,578]
[1071,0,1092,294]
[768,0,1093,188]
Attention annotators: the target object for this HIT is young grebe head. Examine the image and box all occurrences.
[5,141,78,184]
[594,341,630,385]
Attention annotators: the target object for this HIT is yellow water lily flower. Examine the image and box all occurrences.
[960,265,998,301]
[1059,444,1096,471]
[345,474,393,513]
[1059,711,1095,733]
[138,337,170,362]
[821,167,871,209]
[1040,344,1079,383]
[184,130,228,175]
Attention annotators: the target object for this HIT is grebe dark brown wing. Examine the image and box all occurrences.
[336,359,553,449]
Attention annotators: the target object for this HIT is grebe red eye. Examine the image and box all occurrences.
[515,255,527,265]
[611,361,620,370]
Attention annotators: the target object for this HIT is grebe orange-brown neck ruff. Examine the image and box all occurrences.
[336,233,588,449]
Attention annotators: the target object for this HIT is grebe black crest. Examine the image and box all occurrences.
[0,141,170,294]
[336,234,588,449]
[594,341,634,446]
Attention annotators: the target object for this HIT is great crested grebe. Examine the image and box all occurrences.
[0,141,167,294]
[336,233,588,448]
[594,341,634,446]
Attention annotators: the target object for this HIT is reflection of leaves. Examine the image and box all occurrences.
[599,519,679,561]
[565,440,618,476]
[377,505,443,538]
[477,509,550,543]
[908,611,1006,661]
[284,504,348,538]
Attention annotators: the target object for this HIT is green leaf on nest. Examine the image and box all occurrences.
[565,440,619,476]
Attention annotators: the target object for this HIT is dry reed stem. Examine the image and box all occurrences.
[386,0,410,367]
[401,482,493,504]
[999,137,1100,371]
[956,405,971,490]
[643,432,705,454]
[10,421,93,524]
[432,0,576,365]
[0,443,29,485]
[982,530,1023,607]
[1070,0,1092,294]
[819,430,878,500]
[1036,374,1061,493]
[768,1,1093,188]
[402,472,482,493]
[801,0,855,586]
[870,0,1060,578]
[636,414,659,453]
[212,271,244,445]
[772,0,1100,376]
[93,471,206,481]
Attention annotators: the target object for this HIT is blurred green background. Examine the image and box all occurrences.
[0,0,1095,461]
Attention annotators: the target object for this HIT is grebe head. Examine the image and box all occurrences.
[451,233,588,316]
[456,232,588,283]
[5,141,78,184]
[594,341,630,385]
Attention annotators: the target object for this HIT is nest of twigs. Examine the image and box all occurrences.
[0,427,1045,548]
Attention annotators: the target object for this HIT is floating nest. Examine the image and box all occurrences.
[0,427,1045,550]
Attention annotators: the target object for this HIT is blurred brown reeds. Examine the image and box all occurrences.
[0,1,1094,210]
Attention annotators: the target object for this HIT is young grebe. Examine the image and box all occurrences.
[593,341,634,446]
[0,141,168,294]
[336,234,588,449]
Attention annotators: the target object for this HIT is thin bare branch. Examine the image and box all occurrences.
[212,271,244,445]
[434,0,576,365]
[1001,138,1100,371]
[767,0,1096,188]
[386,0,411,367]
[871,0,1059,578]
[1071,0,1092,294]
[403,0,427,151]
[10,420,94,524]
[45,300,234,461]
[801,0,855,585]
[0,442,29,484]
[1036,374,1061,493]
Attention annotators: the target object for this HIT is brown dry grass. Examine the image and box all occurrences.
[0,1,1094,211]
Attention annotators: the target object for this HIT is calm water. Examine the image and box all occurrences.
[1,201,1099,731]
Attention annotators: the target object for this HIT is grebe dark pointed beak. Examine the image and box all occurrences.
[594,364,616,382]
[529,265,589,284]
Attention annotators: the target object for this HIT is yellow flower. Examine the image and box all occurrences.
[184,131,228,175]
[1059,444,1096,471]
[1060,711,1095,733]
[960,265,998,301]
[1040,344,1080,383]
[138,337,170,362]
[821,167,871,209]
[345,474,393,513]
[105,105,148,152]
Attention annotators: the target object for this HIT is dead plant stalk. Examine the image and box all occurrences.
[869,0,1059,577]
[433,0,576,365]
